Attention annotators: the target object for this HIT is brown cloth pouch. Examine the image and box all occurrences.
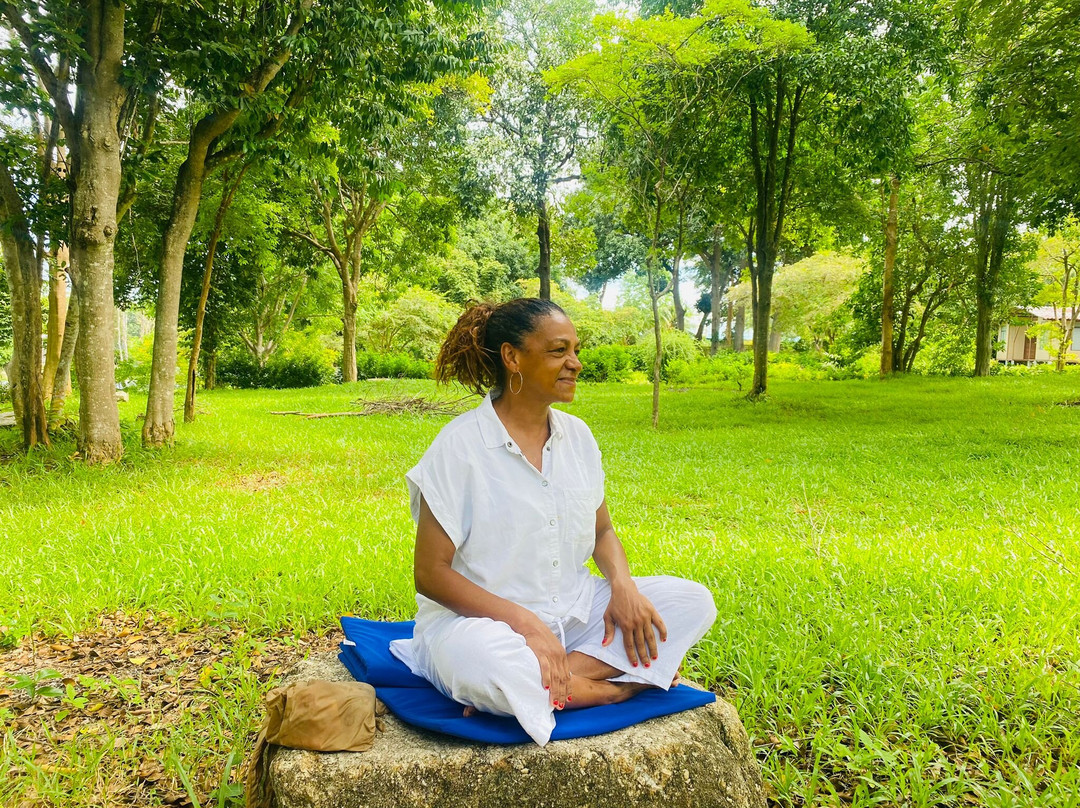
[246,680,386,808]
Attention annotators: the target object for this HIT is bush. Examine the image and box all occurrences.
[355,351,433,381]
[217,334,336,389]
[627,329,702,379]
[578,345,634,382]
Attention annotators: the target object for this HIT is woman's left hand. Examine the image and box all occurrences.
[601,580,667,669]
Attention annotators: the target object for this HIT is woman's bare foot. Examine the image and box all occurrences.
[563,674,650,709]
[463,705,477,717]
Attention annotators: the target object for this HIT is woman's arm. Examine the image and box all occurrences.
[591,498,668,669]
[413,496,573,708]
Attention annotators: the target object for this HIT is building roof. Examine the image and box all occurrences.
[1015,305,1080,321]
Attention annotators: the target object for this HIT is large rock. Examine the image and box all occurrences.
[266,653,766,808]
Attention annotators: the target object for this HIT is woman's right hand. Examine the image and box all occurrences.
[521,622,571,710]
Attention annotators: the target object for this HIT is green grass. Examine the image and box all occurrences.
[2,375,1079,806]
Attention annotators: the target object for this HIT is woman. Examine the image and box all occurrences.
[389,298,716,746]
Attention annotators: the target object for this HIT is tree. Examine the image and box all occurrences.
[552,0,805,423]
[142,0,488,444]
[0,157,47,447]
[481,0,595,300]
[949,0,1080,374]
[1029,218,1080,371]
[728,252,863,351]
[2,2,136,462]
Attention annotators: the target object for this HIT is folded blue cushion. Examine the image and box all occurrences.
[338,617,715,744]
[339,617,430,687]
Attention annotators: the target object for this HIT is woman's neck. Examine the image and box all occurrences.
[492,391,551,443]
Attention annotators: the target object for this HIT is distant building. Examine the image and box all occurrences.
[996,306,1080,364]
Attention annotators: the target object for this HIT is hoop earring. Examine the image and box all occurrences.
[509,371,523,395]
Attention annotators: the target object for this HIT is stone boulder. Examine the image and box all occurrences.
[265,653,766,808]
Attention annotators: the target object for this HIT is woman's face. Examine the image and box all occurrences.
[509,312,583,404]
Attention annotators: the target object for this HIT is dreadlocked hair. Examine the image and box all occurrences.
[436,298,566,396]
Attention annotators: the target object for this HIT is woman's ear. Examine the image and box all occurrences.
[500,342,519,372]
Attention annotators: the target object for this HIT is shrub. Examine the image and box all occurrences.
[355,351,433,381]
[216,353,264,389]
[264,352,334,389]
[578,345,634,382]
[217,334,336,389]
[361,288,459,360]
[627,329,702,379]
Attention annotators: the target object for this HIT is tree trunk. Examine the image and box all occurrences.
[204,349,217,390]
[650,282,663,429]
[880,174,899,377]
[68,1,125,463]
[973,178,1012,377]
[43,248,69,402]
[734,305,745,352]
[116,307,127,360]
[537,198,551,300]
[710,249,722,355]
[342,282,358,383]
[144,154,213,446]
[50,292,79,425]
[749,247,774,398]
[694,312,708,341]
[726,304,733,350]
[672,256,686,331]
[768,314,782,352]
[185,166,247,423]
[0,163,48,448]
[747,72,803,400]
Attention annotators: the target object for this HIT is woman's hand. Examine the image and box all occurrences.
[521,621,572,710]
[602,580,668,669]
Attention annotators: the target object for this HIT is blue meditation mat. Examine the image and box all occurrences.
[339,616,716,744]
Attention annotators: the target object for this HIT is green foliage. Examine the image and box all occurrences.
[578,345,635,382]
[115,334,158,394]
[627,328,702,378]
[360,288,459,361]
[217,333,336,390]
[355,352,434,381]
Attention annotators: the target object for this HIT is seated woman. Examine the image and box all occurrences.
[392,298,717,746]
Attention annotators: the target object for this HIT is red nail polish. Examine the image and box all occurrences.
[567,695,572,702]
[632,662,638,667]
[644,663,650,668]
[544,685,549,690]
[652,655,658,660]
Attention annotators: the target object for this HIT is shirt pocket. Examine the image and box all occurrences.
[563,490,598,554]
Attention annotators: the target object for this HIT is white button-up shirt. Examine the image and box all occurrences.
[406,393,606,632]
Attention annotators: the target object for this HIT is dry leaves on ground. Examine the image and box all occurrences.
[0,611,338,807]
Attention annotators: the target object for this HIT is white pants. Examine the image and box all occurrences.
[391,575,717,746]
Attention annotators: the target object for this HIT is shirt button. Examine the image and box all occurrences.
[541,480,549,487]
[549,518,556,526]
[552,560,559,568]
[552,596,559,603]
[506,441,512,448]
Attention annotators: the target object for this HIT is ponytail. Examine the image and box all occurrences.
[436,298,565,395]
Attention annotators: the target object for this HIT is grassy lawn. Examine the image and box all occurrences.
[2,374,1079,807]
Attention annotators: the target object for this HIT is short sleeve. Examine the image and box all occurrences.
[405,439,470,549]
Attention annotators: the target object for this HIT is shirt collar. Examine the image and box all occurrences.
[477,391,566,450]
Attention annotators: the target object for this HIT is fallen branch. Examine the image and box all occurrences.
[271,395,472,419]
